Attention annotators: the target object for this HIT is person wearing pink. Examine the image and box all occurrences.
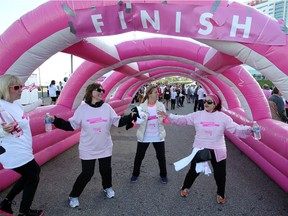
[158,94,251,204]
[262,84,271,100]
[49,83,135,208]
[130,85,169,184]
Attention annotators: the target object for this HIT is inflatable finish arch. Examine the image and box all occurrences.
[0,0,287,192]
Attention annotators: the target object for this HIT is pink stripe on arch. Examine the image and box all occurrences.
[117,38,207,64]
[208,75,241,109]
[223,66,271,121]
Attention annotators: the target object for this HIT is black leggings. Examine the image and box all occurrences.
[69,156,112,197]
[132,141,167,178]
[182,150,226,197]
[6,159,41,213]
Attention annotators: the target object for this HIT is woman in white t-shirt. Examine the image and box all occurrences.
[0,75,43,216]
[50,83,136,208]
[130,85,169,184]
[48,80,57,105]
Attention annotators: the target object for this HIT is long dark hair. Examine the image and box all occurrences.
[50,80,55,87]
[214,94,222,111]
[84,83,102,104]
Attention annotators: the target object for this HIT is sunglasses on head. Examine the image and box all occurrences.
[9,85,23,91]
[94,88,105,93]
[204,99,214,105]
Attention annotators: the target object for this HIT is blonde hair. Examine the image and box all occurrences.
[0,75,22,101]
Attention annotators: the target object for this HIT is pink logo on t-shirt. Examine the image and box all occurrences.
[148,115,158,121]
[22,113,29,120]
[148,123,156,128]
[87,117,107,124]
[94,128,102,133]
[200,122,220,127]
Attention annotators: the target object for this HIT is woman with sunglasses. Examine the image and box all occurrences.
[0,75,43,216]
[158,93,251,204]
[48,83,136,208]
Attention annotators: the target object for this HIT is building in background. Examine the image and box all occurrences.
[247,0,288,25]
[242,0,288,79]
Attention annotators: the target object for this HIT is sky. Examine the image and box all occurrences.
[0,0,248,86]
[0,0,83,86]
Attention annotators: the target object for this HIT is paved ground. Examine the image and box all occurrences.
[1,100,287,216]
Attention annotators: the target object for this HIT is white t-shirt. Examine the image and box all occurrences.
[197,88,206,100]
[48,84,57,97]
[142,104,160,142]
[0,100,34,169]
[69,102,121,160]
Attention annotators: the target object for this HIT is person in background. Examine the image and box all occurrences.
[196,85,206,111]
[48,83,136,208]
[62,77,68,88]
[268,87,288,123]
[193,83,200,112]
[179,85,186,107]
[130,85,169,184]
[262,84,271,100]
[0,75,43,216]
[56,81,63,98]
[170,88,177,110]
[163,84,171,111]
[158,93,251,204]
[48,80,57,105]
[157,84,163,102]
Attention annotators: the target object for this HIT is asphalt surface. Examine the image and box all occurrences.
[0,101,287,216]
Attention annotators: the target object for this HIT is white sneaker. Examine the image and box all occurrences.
[104,187,115,198]
[68,197,79,208]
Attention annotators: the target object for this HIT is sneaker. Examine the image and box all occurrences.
[180,188,189,197]
[130,176,138,183]
[161,177,168,184]
[68,197,79,208]
[18,209,44,216]
[0,198,14,215]
[104,187,115,198]
[217,195,225,204]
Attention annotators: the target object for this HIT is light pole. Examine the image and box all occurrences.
[70,54,73,75]
[38,67,44,97]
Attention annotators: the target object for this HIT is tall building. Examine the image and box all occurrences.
[247,0,288,25]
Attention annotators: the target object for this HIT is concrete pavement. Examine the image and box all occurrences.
[0,101,287,216]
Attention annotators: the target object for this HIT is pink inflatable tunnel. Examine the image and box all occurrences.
[0,0,287,193]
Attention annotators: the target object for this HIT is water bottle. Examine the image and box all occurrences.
[45,113,52,132]
[252,121,261,140]
[0,108,23,137]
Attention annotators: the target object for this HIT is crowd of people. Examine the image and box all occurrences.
[0,74,287,215]
[47,77,68,105]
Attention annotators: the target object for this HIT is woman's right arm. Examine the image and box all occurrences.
[158,111,194,126]
[52,116,74,131]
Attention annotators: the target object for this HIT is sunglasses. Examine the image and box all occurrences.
[9,85,23,91]
[204,100,214,105]
[94,88,105,93]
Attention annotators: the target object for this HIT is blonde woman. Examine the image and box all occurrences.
[0,75,43,216]
[130,85,169,184]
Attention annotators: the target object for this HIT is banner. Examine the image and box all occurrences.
[68,3,286,45]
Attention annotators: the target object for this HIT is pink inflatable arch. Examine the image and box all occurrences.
[0,0,287,193]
